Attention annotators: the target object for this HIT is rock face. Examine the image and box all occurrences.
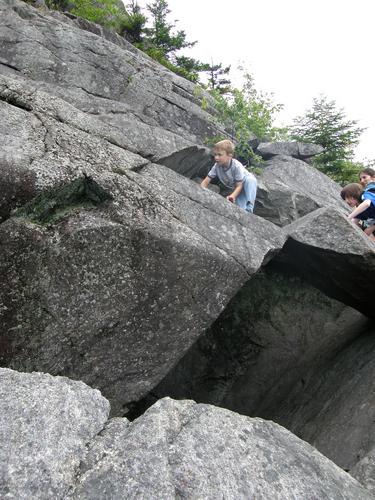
[69,397,371,500]
[1,0,375,495]
[0,75,285,414]
[256,141,324,160]
[351,449,375,494]
[129,268,369,419]
[276,207,375,318]
[0,367,109,499]
[0,0,224,162]
[269,328,375,473]
[254,155,348,226]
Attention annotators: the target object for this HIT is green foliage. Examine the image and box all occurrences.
[144,0,196,57]
[290,95,365,184]
[208,71,286,166]
[121,1,147,42]
[200,62,231,94]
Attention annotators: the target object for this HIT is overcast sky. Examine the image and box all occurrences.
[136,0,374,162]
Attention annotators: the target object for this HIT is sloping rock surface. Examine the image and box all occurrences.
[69,397,371,500]
[0,367,109,499]
[0,74,285,415]
[254,155,348,226]
[0,0,223,161]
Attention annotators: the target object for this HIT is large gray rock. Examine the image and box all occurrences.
[270,328,375,473]
[0,367,109,499]
[129,268,369,419]
[275,207,375,318]
[256,141,324,160]
[0,92,285,415]
[69,397,371,499]
[0,0,224,160]
[351,448,375,494]
[254,155,348,226]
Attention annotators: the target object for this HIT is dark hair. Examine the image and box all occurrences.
[340,183,363,201]
[359,167,375,177]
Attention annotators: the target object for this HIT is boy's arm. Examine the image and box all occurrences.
[348,199,371,220]
[200,176,212,188]
[227,181,244,201]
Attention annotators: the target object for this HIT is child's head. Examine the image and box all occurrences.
[213,139,235,167]
[359,167,375,187]
[340,183,363,207]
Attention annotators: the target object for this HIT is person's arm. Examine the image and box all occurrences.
[227,181,243,202]
[201,176,212,188]
[348,199,371,220]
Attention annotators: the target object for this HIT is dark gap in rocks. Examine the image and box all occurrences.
[15,175,113,225]
[0,61,21,72]
[126,264,371,422]
[0,93,32,112]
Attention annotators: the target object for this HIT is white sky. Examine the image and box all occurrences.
[135,0,375,162]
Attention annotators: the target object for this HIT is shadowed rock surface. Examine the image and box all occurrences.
[128,268,369,419]
[275,207,375,318]
[68,397,372,500]
[0,367,109,499]
[269,327,375,472]
[0,164,284,415]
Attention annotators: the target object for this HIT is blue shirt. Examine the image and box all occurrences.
[358,187,375,220]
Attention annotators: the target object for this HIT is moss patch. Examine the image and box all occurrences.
[15,175,113,225]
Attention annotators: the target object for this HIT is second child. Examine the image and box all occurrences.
[340,183,375,241]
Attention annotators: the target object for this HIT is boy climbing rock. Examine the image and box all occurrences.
[200,139,257,213]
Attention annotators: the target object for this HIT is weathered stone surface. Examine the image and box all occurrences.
[351,448,375,493]
[254,155,348,226]
[129,268,369,419]
[0,161,285,415]
[69,397,371,499]
[0,367,109,499]
[0,0,224,158]
[275,207,375,318]
[269,328,375,473]
[256,141,324,160]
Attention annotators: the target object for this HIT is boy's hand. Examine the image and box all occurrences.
[227,195,235,203]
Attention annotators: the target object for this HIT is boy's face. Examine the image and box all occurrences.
[213,148,232,167]
[359,173,375,186]
[345,196,359,208]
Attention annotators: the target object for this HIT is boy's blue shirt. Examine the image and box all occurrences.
[359,185,375,220]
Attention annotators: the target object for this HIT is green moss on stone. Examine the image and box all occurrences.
[15,175,113,225]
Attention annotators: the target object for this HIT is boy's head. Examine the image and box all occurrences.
[340,183,363,207]
[213,139,235,167]
[359,167,375,187]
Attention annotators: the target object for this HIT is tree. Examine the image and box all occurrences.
[121,1,147,43]
[201,61,231,94]
[144,0,196,58]
[209,70,285,166]
[290,95,365,184]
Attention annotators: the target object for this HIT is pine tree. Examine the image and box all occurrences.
[202,62,231,94]
[291,96,365,184]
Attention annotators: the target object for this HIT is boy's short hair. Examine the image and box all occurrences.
[214,139,235,155]
[359,167,375,177]
[340,183,363,201]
